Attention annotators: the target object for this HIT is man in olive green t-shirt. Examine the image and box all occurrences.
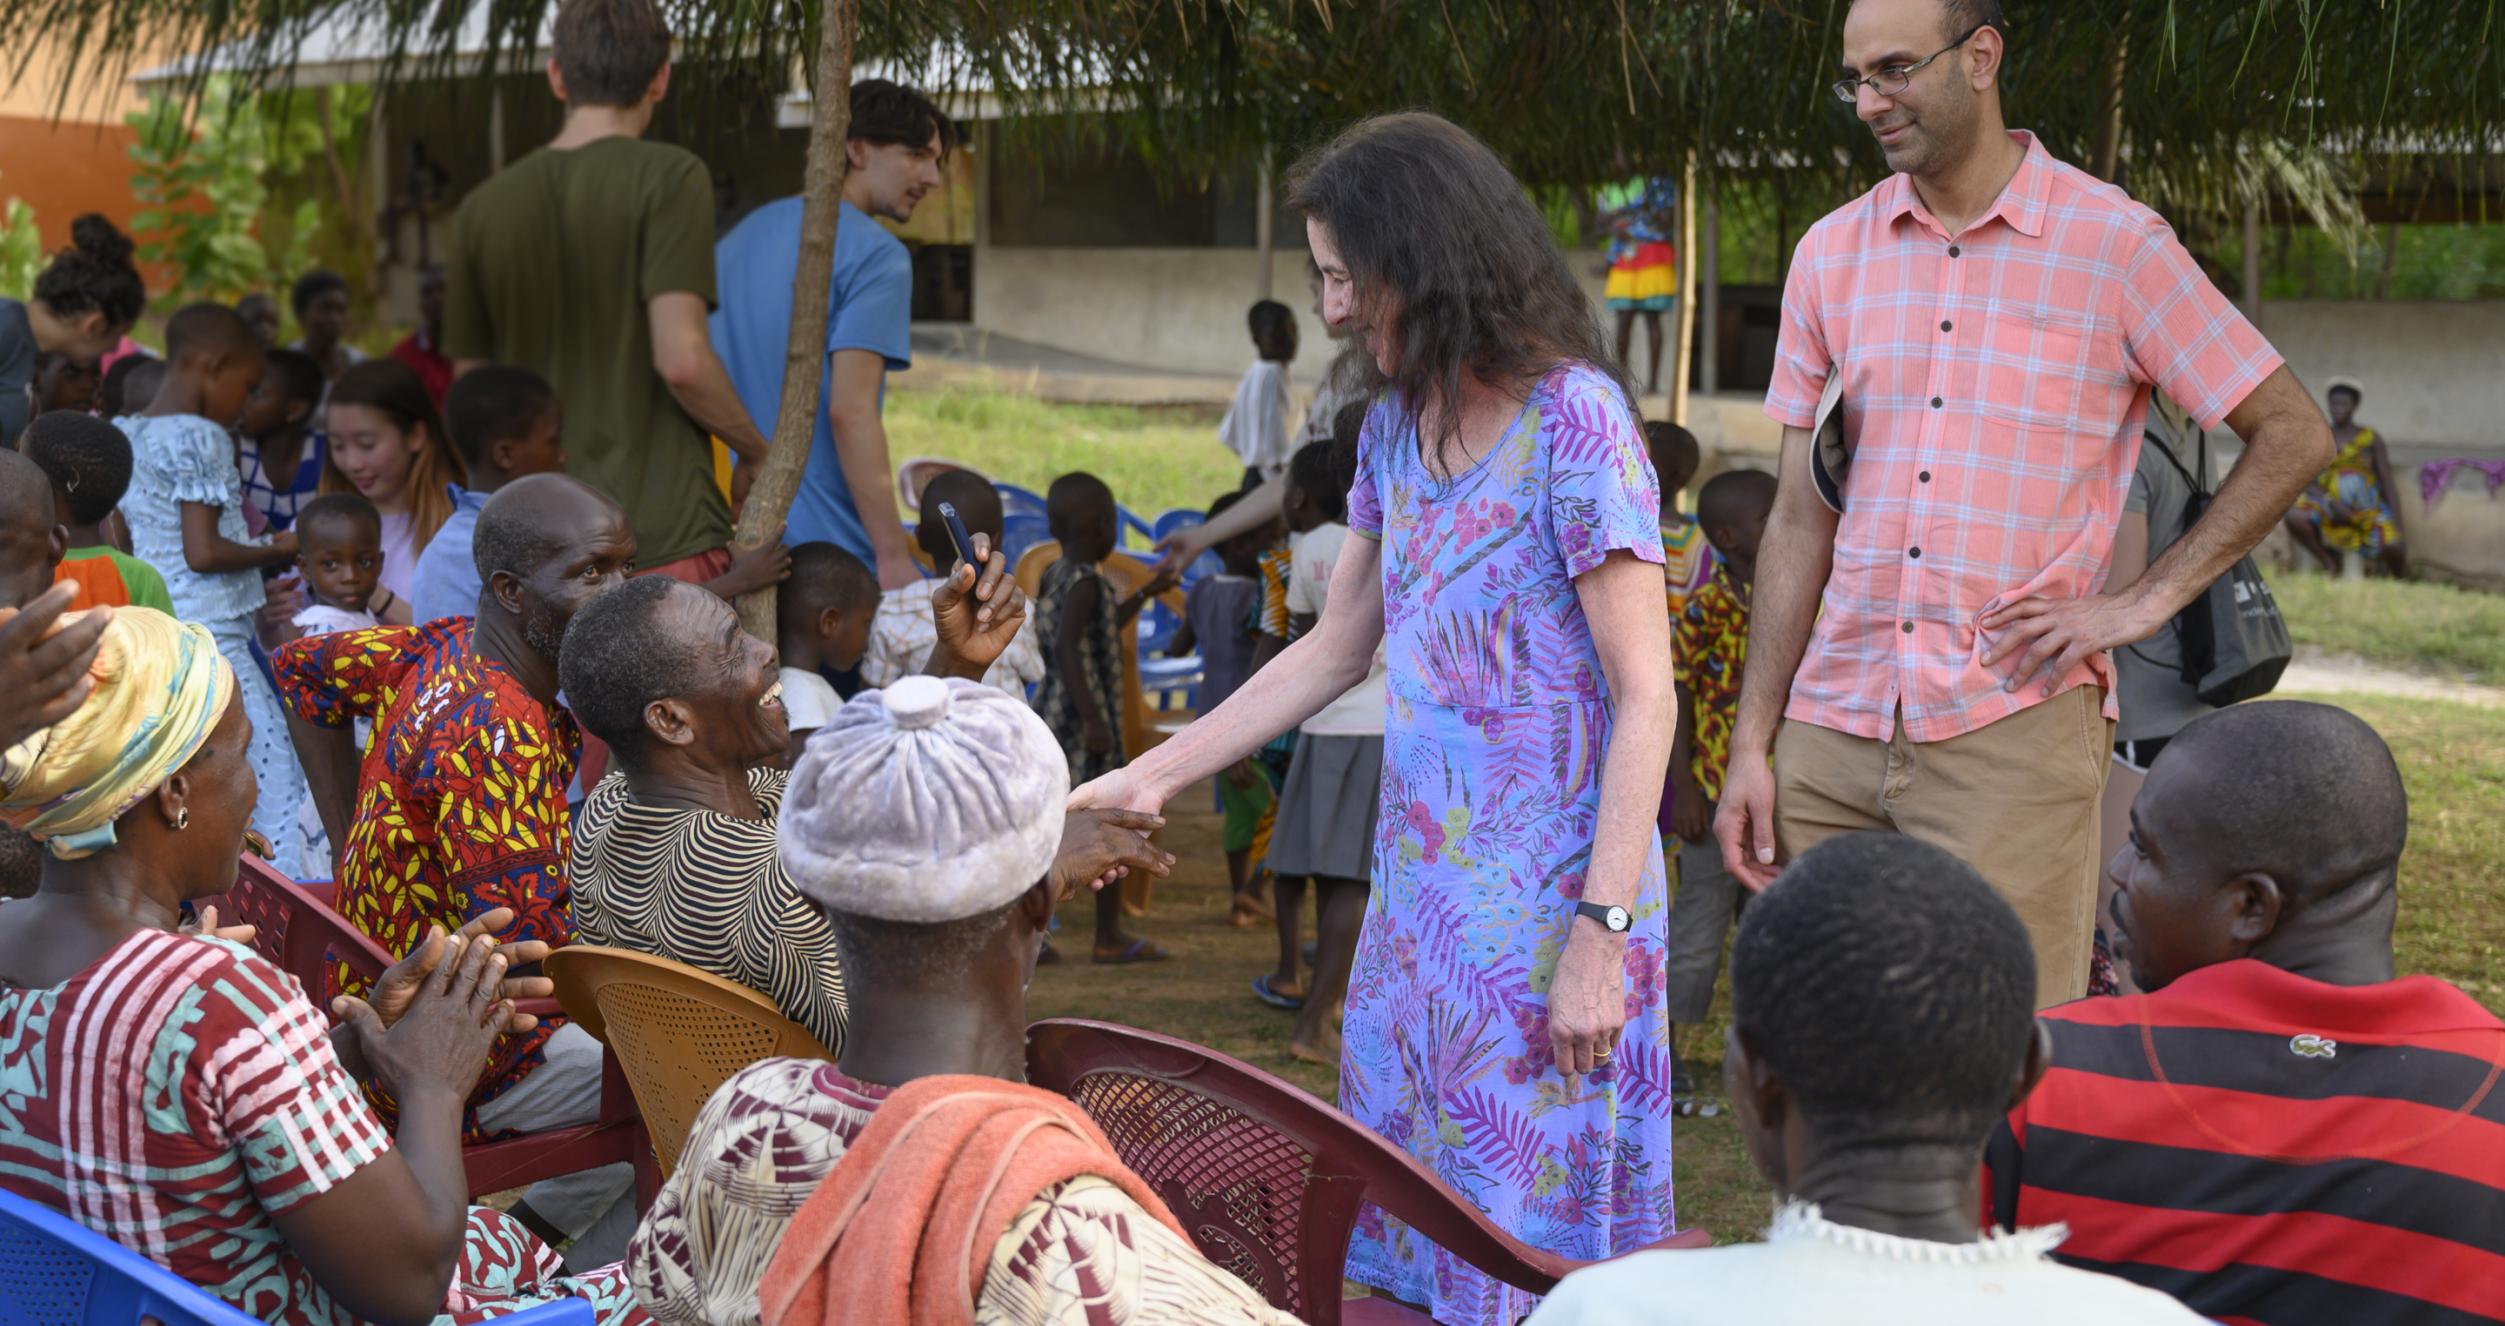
[443,0,779,587]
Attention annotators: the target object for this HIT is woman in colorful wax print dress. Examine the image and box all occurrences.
[1069,112,1681,1326]
[0,605,647,1326]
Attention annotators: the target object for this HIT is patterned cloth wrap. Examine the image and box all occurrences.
[0,607,232,858]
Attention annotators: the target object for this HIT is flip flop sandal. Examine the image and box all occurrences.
[1091,938,1171,965]
[1252,973,1307,1009]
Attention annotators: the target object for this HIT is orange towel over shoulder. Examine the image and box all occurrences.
[758,1074,1188,1326]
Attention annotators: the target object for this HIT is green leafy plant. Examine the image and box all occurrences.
[0,182,42,295]
[123,78,350,308]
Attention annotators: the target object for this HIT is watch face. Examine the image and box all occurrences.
[1607,905,1630,931]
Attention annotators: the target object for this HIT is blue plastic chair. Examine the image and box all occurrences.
[999,512,1054,566]
[1117,504,1158,553]
[994,482,1049,521]
[0,1188,596,1326]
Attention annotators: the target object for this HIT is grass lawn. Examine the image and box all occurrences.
[885,385,1239,527]
[2268,573,2505,682]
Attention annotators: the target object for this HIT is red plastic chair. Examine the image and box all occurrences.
[1026,1018,1710,1325]
[199,854,656,1206]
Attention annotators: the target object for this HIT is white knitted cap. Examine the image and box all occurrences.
[777,675,1070,922]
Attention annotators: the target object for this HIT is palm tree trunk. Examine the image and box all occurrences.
[732,0,857,642]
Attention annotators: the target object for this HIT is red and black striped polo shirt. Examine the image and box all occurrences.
[1985,959,2505,1325]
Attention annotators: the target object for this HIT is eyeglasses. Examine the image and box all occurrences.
[1831,23,1988,104]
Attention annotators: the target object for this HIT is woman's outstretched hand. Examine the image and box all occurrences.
[1547,926,1629,1083]
[1067,765,1168,819]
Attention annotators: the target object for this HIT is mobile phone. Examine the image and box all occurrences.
[936,501,982,568]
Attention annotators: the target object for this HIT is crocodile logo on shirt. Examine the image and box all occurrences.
[2289,1033,2338,1060]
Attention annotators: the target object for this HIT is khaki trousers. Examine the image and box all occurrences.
[1772,686,2112,1007]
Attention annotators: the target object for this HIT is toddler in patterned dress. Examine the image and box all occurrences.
[111,302,309,872]
[1030,471,1175,964]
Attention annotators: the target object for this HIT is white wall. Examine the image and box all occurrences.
[2255,300,2505,458]
[972,245,1343,383]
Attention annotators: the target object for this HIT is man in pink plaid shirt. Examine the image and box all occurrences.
[1715,0,2332,1006]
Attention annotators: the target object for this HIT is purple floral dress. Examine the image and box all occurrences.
[1341,361,1677,1323]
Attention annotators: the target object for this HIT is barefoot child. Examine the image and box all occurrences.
[112,301,307,869]
[1662,467,1774,1107]
[1169,489,1275,929]
[1259,432,1385,1067]
[19,410,171,614]
[776,542,880,762]
[1031,471,1177,964]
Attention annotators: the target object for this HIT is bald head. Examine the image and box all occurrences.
[473,473,627,586]
[2153,702,2406,906]
[474,474,635,662]
[0,451,65,609]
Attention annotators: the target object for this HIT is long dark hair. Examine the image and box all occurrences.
[1288,114,1629,460]
[322,358,467,547]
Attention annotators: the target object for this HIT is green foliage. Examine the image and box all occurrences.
[2216,220,2505,300]
[0,187,42,295]
[123,78,363,308]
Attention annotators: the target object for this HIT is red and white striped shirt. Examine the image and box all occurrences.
[1765,131,2281,742]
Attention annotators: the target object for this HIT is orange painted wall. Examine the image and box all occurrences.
[2,26,184,283]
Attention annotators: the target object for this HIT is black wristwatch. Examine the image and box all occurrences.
[1574,900,1631,934]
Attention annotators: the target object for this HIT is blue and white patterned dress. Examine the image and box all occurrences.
[1340,362,1678,1323]
[116,412,307,870]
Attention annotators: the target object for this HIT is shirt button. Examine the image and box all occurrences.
[1919,470,1933,482]
[1901,621,1916,633]
[1909,547,1922,559]
[1940,319,1953,332]
[1948,244,1961,257]
[1930,396,1943,409]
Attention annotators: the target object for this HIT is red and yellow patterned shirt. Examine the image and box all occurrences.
[1671,563,1750,802]
[274,618,577,1136]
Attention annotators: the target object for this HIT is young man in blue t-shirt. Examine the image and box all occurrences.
[712,80,954,593]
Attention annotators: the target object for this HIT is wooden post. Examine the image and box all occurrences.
[1255,154,1275,300]
[1671,151,1697,427]
[1699,190,1720,396]
[731,0,857,642]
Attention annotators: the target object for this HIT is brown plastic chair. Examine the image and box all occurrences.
[545,945,835,1177]
[196,854,653,1204]
[1027,1018,1711,1325]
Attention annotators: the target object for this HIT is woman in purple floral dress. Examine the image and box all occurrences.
[1074,113,1680,1325]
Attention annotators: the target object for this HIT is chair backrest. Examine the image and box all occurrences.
[197,854,393,995]
[0,1186,262,1326]
[999,512,1054,565]
[546,946,832,1178]
[993,481,1049,520]
[1027,1019,1581,1325]
[896,456,976,514]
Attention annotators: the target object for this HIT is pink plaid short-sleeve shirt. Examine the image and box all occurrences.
[1765,131,2282,743]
